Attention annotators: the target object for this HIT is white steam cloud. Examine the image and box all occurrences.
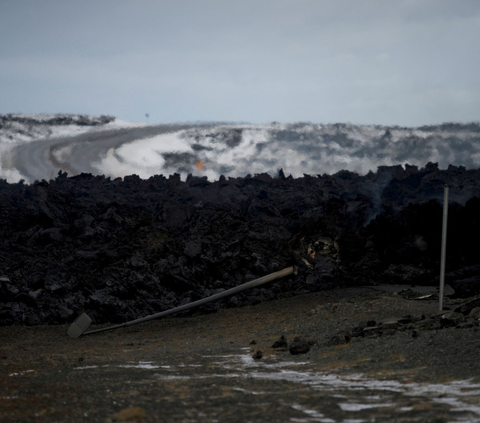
[95,123,480,180]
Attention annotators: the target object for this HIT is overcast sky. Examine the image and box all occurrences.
[1,0,479,126]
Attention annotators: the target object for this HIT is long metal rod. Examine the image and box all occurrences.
[439,185,449,311]
[82,265,296,336]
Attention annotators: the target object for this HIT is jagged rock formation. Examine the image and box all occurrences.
[1,163,479,326]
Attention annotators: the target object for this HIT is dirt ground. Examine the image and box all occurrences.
[1,287,480,423]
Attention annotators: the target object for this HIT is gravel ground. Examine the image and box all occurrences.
[1,287,480,423]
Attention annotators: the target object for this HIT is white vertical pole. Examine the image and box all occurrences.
[439,185,449,311]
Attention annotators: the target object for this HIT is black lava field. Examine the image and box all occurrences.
[1,164,480,326]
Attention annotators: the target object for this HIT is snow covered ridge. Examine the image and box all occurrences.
[97,121,480,181]
[2,115,480,183]
[0,113,140,181]
[1,113,115,126]
[0,113,115,144]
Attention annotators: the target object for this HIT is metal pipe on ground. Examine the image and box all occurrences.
[68,265,297,338]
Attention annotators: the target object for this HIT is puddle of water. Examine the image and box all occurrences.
[117,361,172,370]
[86,351,480,422]
[338,402,395,411]
[291,403,332,422]
[207,353,309,369]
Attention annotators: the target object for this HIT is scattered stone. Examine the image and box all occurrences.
[359,321,377,329]
[252,350,263,360]
[271,335,288,349]
[416,319,441,330]
[444,284,455,296]
[381,320,401,330]
[249,340,257,345]
[469,307,480,319]
[289,338,311,355]
[441,311,464,321]
[1,162,480,327]
[351,327,364,338]
[398,314,422,324]
[440,312,464,328]
[328,331,351,345]
[455,295,480,316]
[363,326,381,336]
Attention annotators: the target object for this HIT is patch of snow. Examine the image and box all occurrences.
[9,370,35,376]
[338,402,395,411]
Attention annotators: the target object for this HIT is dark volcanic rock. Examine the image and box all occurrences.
[1,164,480,326]
[328,332,352,345]
[271,335,288,349]
[289,337,311,355]
[252,350,263,360]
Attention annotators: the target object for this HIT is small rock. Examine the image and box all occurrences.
[249,340,257,345]
[440,318,457,328]
[442,311,464,320]
[416,319,441,330]
[381,320,401,330]
[289,339,311,355]
[328,331,351,345]
[252,350,263,360]
[468,307,480,319]
[359,320,377,329]
[271,335,288,349]
[439,311,464,328]
[398,314,422,324]
[454,295,480,315]
[351,327,364,338]
[398,315,414,324]
[363,326,381,336]
[444,284,455,296]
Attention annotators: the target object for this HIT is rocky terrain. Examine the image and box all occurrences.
[2,287,480,422]
[1,163,479,327]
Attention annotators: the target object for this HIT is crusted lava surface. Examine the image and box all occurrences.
[1,163,480,326]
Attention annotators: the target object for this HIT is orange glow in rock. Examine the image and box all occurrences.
[310,252,316,258]
[196,161,204,171]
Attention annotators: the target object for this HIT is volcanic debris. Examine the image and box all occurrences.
[1,163,480,326]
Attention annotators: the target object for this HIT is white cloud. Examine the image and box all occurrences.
[0,1,479,125]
